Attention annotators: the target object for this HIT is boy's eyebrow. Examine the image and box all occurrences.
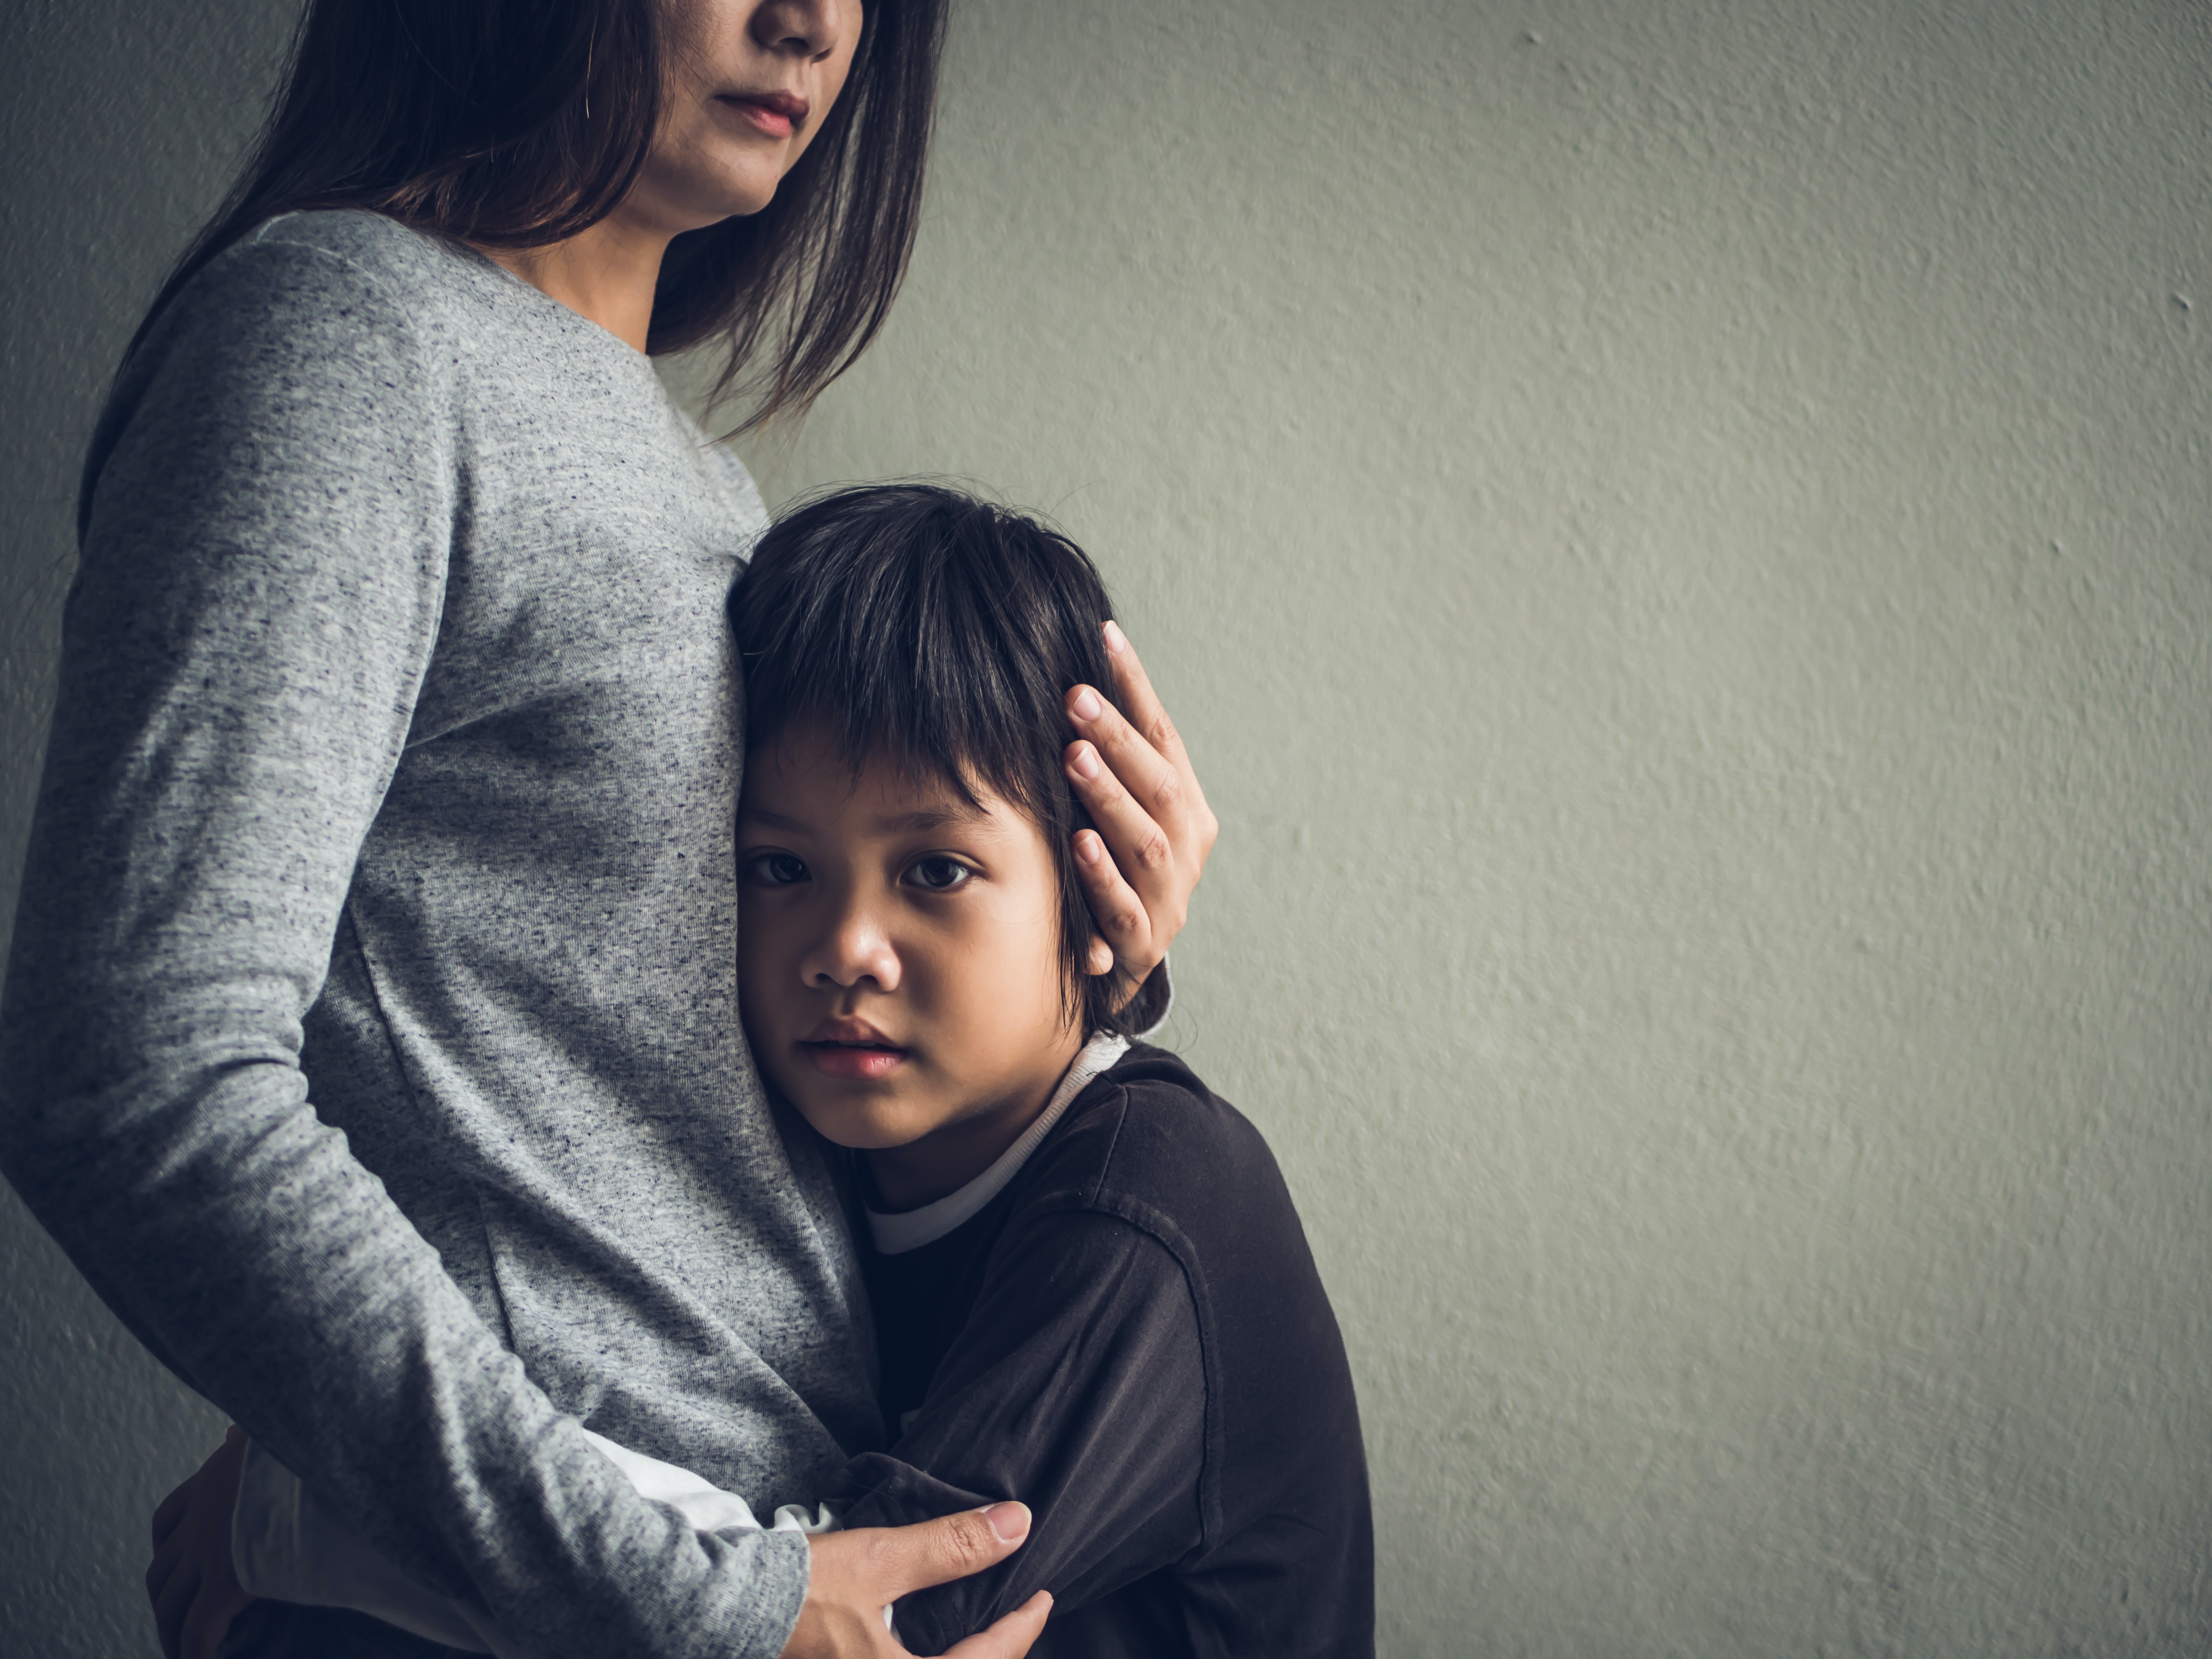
[738,805,815,834]
[736,804,991,836]
[873,805,989,835]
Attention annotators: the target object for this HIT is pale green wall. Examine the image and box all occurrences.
[5,1,2208,1655]
[2,4,282,1653]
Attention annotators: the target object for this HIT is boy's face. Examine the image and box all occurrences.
[738,723,1087,1196]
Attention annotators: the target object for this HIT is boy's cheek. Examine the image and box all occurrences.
[735,923,797,1030]
[735,973,801,1101]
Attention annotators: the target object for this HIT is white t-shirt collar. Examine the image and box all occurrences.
[865,1032,1130,1255]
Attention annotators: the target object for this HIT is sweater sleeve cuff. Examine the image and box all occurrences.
[232,1433,817,1659]
[232,1436,499,1652]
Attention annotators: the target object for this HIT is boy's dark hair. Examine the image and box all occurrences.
[733,483,1135,1036]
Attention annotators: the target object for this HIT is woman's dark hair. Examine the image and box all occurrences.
[732,483,1137,1036]
[132,0,945,429]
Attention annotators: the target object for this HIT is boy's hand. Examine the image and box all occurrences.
[1064,621,1218,986]
[147,1425,254,1659]
[782,1503,1050,1659]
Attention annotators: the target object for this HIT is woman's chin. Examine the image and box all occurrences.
[636,155,785,233]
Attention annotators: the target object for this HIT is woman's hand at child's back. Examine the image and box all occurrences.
[144,1428,1046,1659]
[784,1505,1050,1659]
[146,1426,252,1659]
[1062,623,1219,986]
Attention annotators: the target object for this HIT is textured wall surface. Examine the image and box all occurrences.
[5,1,2208,1655]
[1,3,285,1652]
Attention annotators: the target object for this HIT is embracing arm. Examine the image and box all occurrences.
[0,236,802,1659]
[192,1210,1192,1656]
[295,1205,1210,1651]
[150,1424,1046,1659]
[218,1206,1209,1653]
[216,1430,819,1656]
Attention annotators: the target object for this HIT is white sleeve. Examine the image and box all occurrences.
[232,1435,839,1655]
[576,1431,839,1537]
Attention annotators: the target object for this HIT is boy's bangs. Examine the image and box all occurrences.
[738,485,1103,813]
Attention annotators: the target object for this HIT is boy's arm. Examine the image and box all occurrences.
[832,1208,1210,1652]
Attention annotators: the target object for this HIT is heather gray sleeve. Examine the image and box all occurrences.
[0,241,806,1659]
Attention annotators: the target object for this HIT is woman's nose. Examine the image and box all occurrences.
[751,0,853,63]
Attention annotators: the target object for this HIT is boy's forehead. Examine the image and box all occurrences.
[741,733,998,831]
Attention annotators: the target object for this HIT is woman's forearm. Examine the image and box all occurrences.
[232,1432,837,1654]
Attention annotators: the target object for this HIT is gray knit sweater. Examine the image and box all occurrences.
[0,212,880,1659]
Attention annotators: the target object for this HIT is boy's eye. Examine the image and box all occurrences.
[903,855,974,893]
[742,852,810,887]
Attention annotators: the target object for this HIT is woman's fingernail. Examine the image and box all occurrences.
[1104,620,1128,655]
[983,1502,1031,1541]
[1076,831,1104,864]
[1069,745,1101,781]
[1070,687,1103,721]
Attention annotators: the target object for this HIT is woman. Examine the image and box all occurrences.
[0,4,1214,1659]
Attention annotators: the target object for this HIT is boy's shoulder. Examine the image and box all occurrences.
[1006,1041,1370,1608]
[1014,1043,1302,1260]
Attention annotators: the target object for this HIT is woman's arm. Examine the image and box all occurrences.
[0,233,805,1659]
[208,1431,819,1657]
[152,1429,1044,1659]
[193,1209,1202,1657]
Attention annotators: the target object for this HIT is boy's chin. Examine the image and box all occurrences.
[781,1085,931,1154]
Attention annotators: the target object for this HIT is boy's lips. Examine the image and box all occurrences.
[800,1016,909,1082]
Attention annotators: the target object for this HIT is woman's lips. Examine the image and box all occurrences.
[802,1040,908,1082]
[717,90,808,139]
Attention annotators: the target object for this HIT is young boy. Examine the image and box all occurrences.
[221,485,1372,1657]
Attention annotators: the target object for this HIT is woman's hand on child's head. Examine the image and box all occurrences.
[146,1425,254,1659]
[1063,621,1218,987]
[783,1503,1051,1659]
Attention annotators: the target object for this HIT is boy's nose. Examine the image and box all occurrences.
[802,898,901,992]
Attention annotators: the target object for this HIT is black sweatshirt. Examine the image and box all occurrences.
[830,1044,1373,1659]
